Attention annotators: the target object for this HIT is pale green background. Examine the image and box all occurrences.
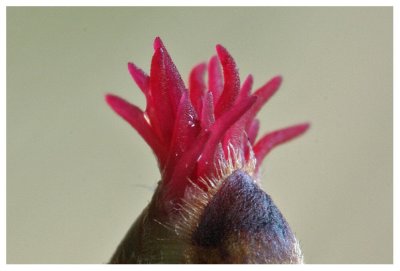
[7,7,392,263]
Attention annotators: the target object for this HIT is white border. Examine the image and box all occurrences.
[1,1,397,270]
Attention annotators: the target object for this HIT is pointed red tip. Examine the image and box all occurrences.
[105,94,136,119]
[215,45,235,67]
[127,62,149,94]
[254,122,310,171]
[259,75,283,96]
[214,44,240,117]
[273,75,283,85]
[154,36,163,50]
[250,75,283,117]
[105,93,118,107]
[298,122,311,132]
[215,44,226,51]
[209,55,219,63]
[215,44,228,59]
[238,74,254,100]
[243,74,254,88]
[105,93,166,162]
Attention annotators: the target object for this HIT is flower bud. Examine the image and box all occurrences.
[106,37,308,264]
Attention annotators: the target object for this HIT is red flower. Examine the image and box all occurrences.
[106,37,309,264]
[106,37,308,202]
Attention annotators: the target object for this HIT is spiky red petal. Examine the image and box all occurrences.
[208,56,223,104]
[189,63,207,116]
[253,123,310,171]
[214,45,241,118]
[127,62,149,95]
[105,94,164,160]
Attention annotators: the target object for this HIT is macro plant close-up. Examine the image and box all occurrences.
[6,6,392,265]
[106,37,309,263]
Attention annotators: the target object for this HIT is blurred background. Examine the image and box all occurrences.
[7,7,392,263]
